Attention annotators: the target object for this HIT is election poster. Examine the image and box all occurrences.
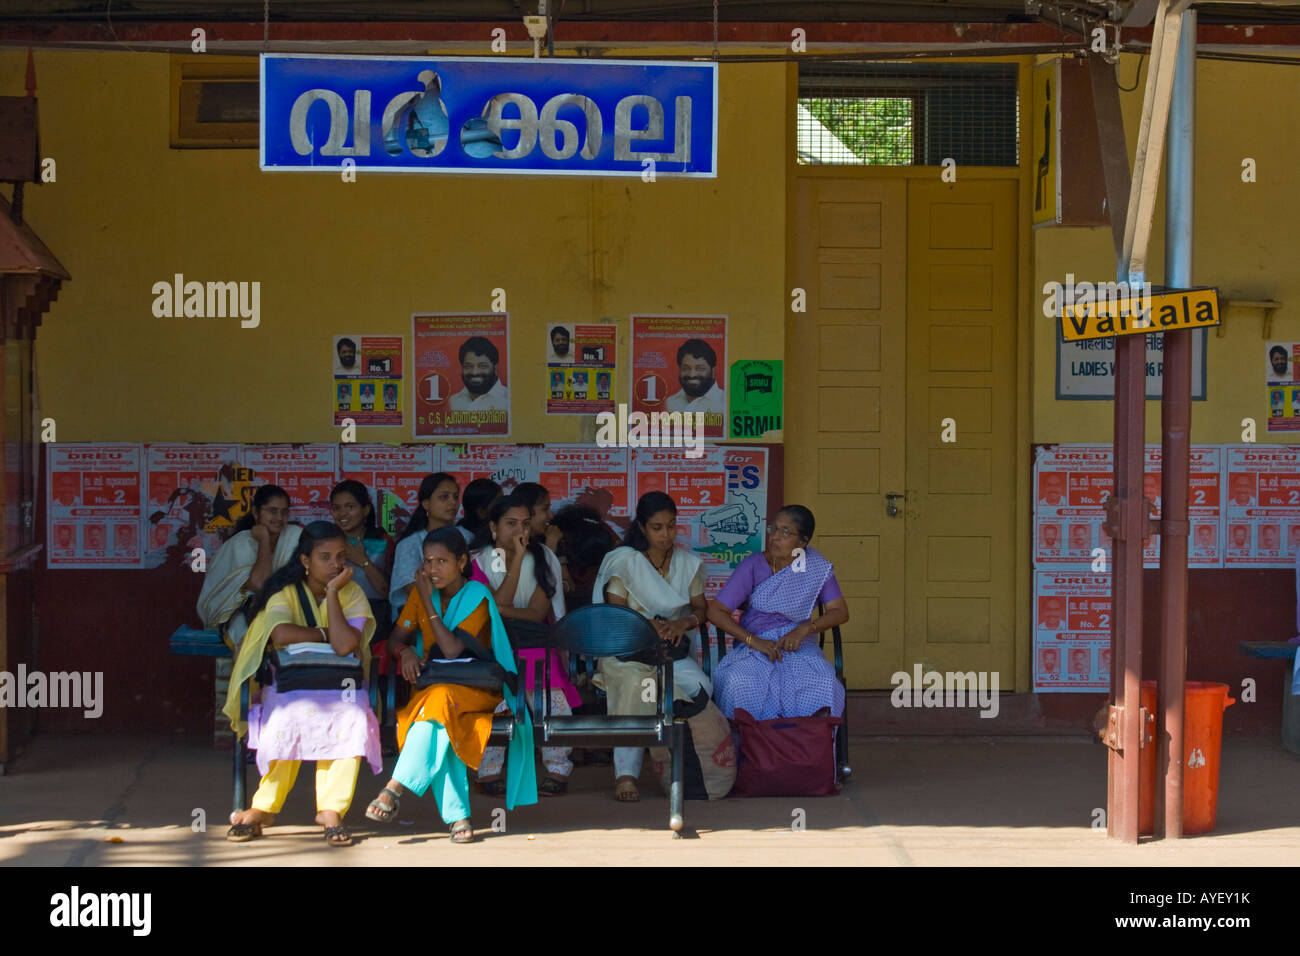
[1265,341,1300,384]
[729,359,783,440]
[701,446,769,593]
[631,315,727,440]
[1033,444,1112,568]
[46,443,145,569]
[438,444,538,497]
[242,445,338,524]
[143,443,244,569]
[1033,571,1111,693]
[413,313,510,438]
[537,445,630,519]
[1265,384,1300,433]
[333,335,404,427]
[1034,443,1224,570]
[545,324,617,415]
[1224,445,1300,567]
[339,444,438,536]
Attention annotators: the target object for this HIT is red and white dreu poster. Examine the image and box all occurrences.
[1129,445,1223,567]
[242,445,339,524]
[338,444,438,536]
[1034,444,1224,571]
[630,315,727,440]
[413,313,510,438]
[1224,445,1300,567]
[1033,571,1111,692]
[437,444,539,500]
[1033,444,1112,568]
[47,443,145,569]
[537,445,631,525]
[143,443,243,569]
[631,445,729,596]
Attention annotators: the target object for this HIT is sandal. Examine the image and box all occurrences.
[614,776,640,803]
[323,824,353,847]
[478,778,507,797]
[449,819,476,844]
[225,822,263,843]
[538,776,568,797]
[364,787,402,823]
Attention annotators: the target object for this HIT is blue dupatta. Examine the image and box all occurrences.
[427,578,538,810]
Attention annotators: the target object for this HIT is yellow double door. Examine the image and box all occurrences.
[787,175,1020,688]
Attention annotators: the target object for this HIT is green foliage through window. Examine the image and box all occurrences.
[798,96,914,165]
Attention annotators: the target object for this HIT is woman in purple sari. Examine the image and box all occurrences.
[707,505,850,720]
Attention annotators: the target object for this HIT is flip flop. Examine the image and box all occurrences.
[614,777,640,803]
[323,825,353,847]
[364,787,402,823]
[225,822,263,843]
[539,776,568,797]
[450,819,476,844]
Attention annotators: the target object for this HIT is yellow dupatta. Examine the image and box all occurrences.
[222,579,375,737]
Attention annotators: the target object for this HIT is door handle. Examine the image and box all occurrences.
[885,493,905,518]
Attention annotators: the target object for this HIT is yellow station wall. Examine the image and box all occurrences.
[1033,53,1300,444]
[0,50,786,445]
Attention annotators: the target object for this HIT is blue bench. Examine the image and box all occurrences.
[1236,640,1299,755]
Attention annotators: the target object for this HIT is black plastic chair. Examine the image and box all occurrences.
[702,602,851,782]
[516,603,687,835]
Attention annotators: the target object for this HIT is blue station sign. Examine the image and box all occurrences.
[260,54,718,177]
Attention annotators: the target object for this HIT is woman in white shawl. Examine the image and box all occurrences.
[592,491,711,802]
[471,491,577,795]
[196,485,302,650]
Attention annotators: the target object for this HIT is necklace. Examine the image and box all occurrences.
[649,548,671,573]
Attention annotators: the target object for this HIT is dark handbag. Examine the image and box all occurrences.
[264,582,365,693]
[414,618,515,695]
[730,707,842,798]
[618,616,692,666]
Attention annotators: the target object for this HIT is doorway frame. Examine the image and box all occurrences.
[782,56,1034,690]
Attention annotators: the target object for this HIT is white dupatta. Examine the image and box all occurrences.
[590,545,710,700]
[474,545,566,621]
[591,545,702,620]
[196,524,302,648]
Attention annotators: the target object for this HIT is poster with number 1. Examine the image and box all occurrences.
[631,315,727,440]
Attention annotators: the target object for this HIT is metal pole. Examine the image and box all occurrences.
[1113,334,1146,844]
[1156,7,1196,841]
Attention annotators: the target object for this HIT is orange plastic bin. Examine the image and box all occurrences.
[1138,681,1235,835]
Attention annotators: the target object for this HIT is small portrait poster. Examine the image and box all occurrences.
[333,335,404,427]
[546,323,617,415]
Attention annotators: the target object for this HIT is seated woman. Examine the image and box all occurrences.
[197,484,301,650]
[389,472,463,620]
[222,520,382,847]
[330,480,392,637]
[592,491,713,803]
[547,504,620,609]
[364,527,537,842]
[708,505,850,721]
[471,492,578,796]
[457,477,502,543]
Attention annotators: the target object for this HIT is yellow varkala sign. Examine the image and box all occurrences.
[1060,287,1221,342]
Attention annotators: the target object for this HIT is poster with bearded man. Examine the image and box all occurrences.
[412,313,511,437]
[631,314,727,440]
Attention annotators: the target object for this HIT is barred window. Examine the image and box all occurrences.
[797,62,1019,167]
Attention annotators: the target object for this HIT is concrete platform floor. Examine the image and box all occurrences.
[2,732,1298,866]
